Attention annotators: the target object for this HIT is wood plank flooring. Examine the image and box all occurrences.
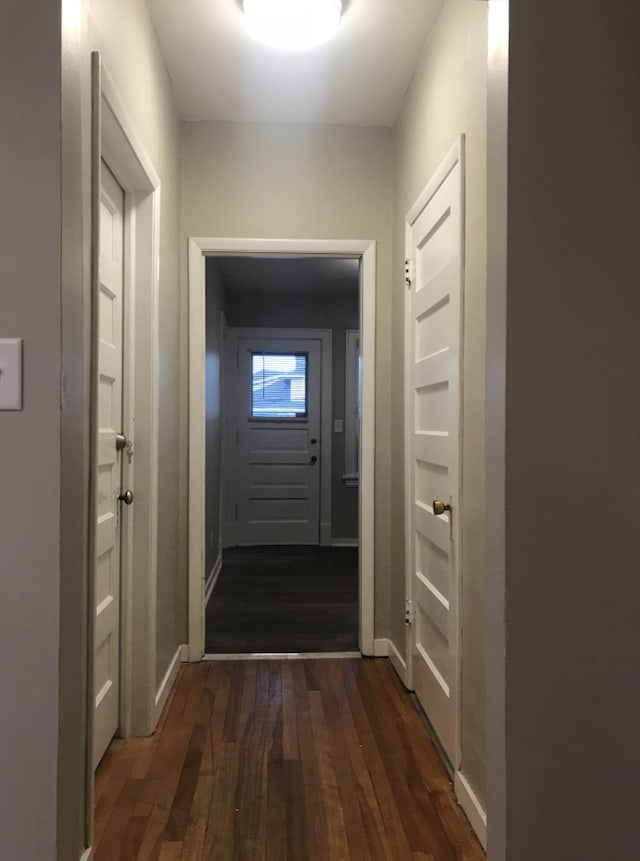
[94,658,484,861]
[205,547,358,654]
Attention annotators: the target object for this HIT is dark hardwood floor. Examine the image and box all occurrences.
[94,658,485,860]
[205,547,358,654]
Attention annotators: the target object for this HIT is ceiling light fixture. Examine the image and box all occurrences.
[242,0,343,51]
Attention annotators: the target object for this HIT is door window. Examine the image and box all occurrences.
[251,352,309,418]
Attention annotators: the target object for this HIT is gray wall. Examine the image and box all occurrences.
[0,3,62,858]
[485,0,508,851]
[391,0,488,804]
[493,2,640,858]
[181,122,394,635]
[224,287,360,541]
[205,261,225,575]
[59,0,93,854]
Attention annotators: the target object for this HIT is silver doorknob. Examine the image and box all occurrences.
[118,490,134,505]
[115,432,128,452]
[433,499,451,516]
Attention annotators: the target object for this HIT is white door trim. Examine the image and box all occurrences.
[98,58,160,738]
[404,135,465,762]
[188,237,376,660]
[87,54,161,846]
[455,771,488,850]
[223,327,332,546]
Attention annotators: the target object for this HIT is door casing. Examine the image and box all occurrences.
[188,238,377,660]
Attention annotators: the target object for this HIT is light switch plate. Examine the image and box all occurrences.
[0,338,23,410]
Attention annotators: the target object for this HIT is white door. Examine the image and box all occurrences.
[406,142,463,764]
[94,162,125,767]
[235,336,322,545]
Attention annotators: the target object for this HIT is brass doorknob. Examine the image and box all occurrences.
[118,490,134,505]
[433,499,451,516]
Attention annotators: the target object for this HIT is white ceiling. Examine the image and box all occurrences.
[211,256,360,292]
[147,0,444,126]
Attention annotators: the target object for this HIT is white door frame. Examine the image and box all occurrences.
[188,237,377,660]
[87,53,161,840]
[223,327,332,547]
[403,136,465,698]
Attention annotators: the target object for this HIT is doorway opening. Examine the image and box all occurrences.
[188,238,376,660]
[205,257,360,653]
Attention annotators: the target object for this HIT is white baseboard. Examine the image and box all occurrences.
[372,638,409,686]
[154,643,188,725]
[373,638,389,656]
[330,538,359,547]
[455,771,487,849]
[205,554,223,606]
[387,638,409,686]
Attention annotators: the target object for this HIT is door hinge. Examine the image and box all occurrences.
[235,503,238,520]
[404,598,415,627]
[404,258,415,289]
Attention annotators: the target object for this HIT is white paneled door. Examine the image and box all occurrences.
[94,162,125,767]
[406,141,464,765]
[236,337,322,545]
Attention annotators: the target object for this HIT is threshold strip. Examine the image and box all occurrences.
[203,651,362,661]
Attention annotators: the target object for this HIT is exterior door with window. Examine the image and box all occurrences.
[235,337,322,544]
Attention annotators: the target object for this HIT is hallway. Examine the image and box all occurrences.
[94,658,484,860]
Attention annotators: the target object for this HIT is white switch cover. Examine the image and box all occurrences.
[0,339,23,410]
[333,418,344,433]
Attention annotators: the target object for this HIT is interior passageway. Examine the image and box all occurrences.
[94,658,484,860]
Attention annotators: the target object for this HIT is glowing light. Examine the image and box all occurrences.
[243,0,343,51]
